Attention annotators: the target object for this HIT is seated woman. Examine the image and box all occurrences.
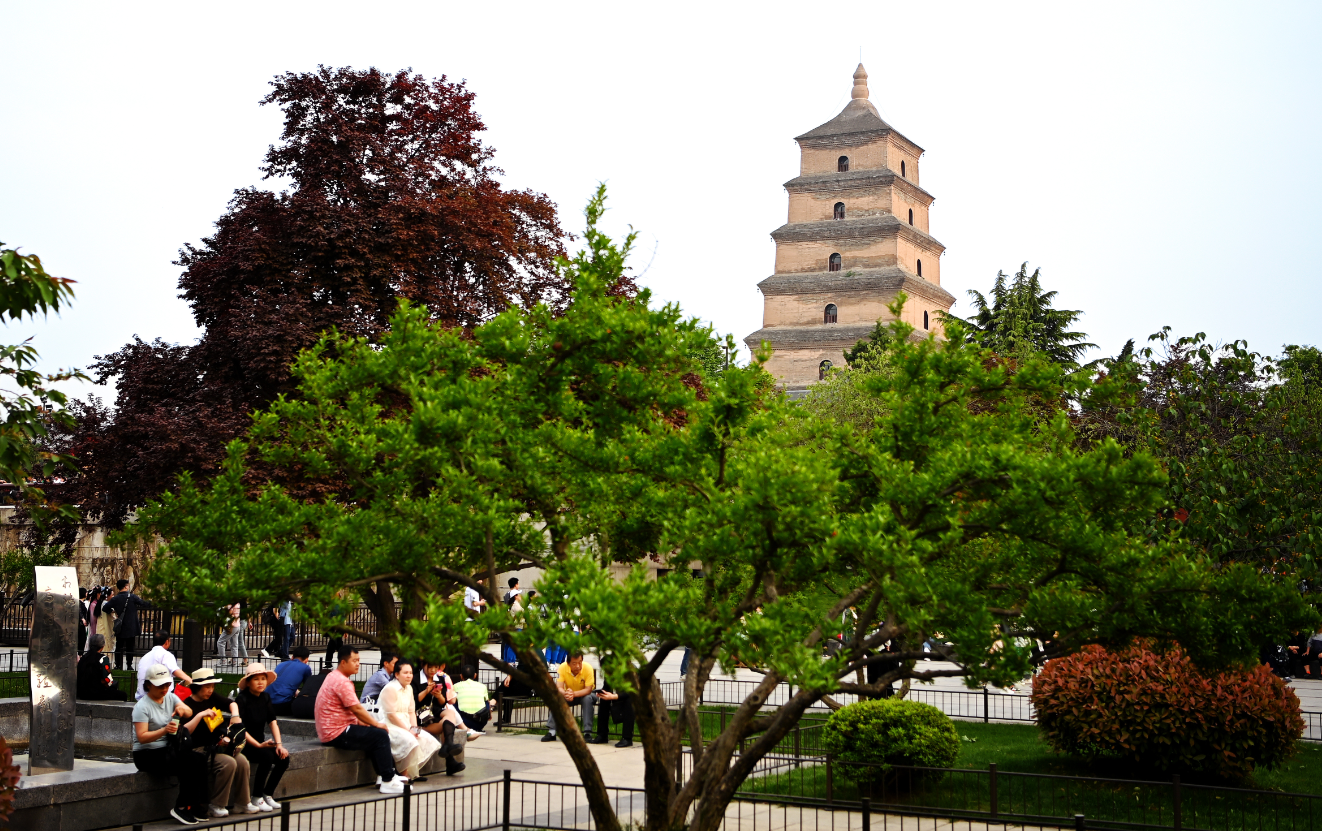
[132,664,211,825]
[380,660,444,779]
[413,660,467,772]
[185,668,262,818]
[77,634,127,701]
[236,663,292,812]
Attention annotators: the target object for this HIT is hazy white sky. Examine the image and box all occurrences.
[3,1,1319,401]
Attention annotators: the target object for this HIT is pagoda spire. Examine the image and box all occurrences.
[851,64,869,101]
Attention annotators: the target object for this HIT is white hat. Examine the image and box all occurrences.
[145,664,172,687]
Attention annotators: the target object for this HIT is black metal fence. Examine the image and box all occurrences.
[680,752,1322,831]
[129,771,1105,831]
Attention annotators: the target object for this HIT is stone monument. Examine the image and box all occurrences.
[28,565,78,774]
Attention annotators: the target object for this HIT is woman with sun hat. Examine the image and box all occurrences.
[235,662,291,812]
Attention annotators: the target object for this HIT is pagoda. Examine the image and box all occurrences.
[744,64,955,391]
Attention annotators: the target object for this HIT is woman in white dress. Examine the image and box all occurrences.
[379,660,442,780]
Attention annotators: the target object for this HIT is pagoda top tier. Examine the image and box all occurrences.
[795,64,919,151]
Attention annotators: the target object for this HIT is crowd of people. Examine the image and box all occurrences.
[114,641,473,826]
[67,576,645,826]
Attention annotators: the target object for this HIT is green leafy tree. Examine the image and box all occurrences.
[128,195,1310,831]
[946,262,1094,367]
[0,244,84,527]
[1082,331,1322,591]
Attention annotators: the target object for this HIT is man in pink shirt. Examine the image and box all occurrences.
[315,646,408,794]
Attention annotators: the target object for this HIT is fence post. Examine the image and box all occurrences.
[826,756,834,806]
[983,686,989,723]
[1074,814,1086,831]
[502,769,512,831]
[402,780,412,831]
[181,618,203,674]
[496,688,504,733]
[989,763,998,818]
[794,726,801,767]
[1172,774,1181,831]
[280,801,291,831]
[861,798,870,831]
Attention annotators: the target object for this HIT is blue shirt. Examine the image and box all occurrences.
[360,668,391,702]
[267,659,312,705]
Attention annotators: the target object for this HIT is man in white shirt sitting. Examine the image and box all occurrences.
[135,629,192,700]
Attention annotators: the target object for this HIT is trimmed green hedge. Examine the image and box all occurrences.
[822,698,960,787]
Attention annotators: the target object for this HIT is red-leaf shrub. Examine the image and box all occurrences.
[0,735,19,823]
[1032,643,1303,781]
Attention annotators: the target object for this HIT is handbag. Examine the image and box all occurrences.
[163,715,194,764]
[111,610,125,637]
[221,722,249,756]
[417,702,436,726]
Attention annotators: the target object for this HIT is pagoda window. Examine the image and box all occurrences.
[824,304,838,324]
[923,310,930,330]
[833,202,845,220]
[819,360,833,381]
[901,160,907,177]
[828,253,842,272]
[917,259,923,277]
[908,209,914,225]
[838,156,849,172]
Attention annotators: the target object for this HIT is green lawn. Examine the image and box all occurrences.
[950,722,1322,795]
[738,721,1322,830]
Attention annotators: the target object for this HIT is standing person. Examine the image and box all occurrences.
[502,577,520,606]
[268,646,313,716]
[131,665,209,825]
[77,588,89,655]
[185,668,261,817]
[217,602,249,670]
[360,652,398,702]
[98,587,119,660]
[380,660,446,779]
[235,663,291,811]
[315,646,409,795]
[135,630,192,700]
[278,600,295,661]
[463,579,487,620]
[77,634,127,701]
[541,653,596,743]
[103,579,148,671]
[261,604,282,658]
[452,665,491,734]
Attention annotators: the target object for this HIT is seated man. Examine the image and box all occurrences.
[360,652,398,702]
[316,646,410,795]
[541,652,596,742]
[135,629,192,700]
[77,634,127,701]
[452,665,491,733]
[588,678,634,748]
[291,668,331,720]
[268,646,313,716]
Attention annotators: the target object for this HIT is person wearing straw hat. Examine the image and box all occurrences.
[131,664,210,825]
[186,668,263,817]
[235,662,291,812]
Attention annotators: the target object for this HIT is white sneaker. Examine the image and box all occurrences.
[236,802,264,814]
[375,776,383,786]
[380,779,405,794]
[208,805,229,818]
[255,798,274,812]
[261,796,281,810]
[466,729,482,741]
